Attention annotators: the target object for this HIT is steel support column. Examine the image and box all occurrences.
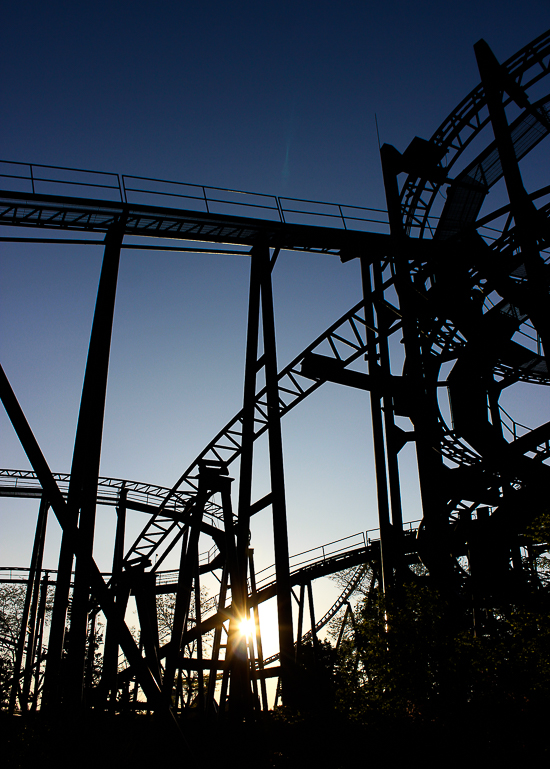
[206,564,228,713]
[100,487,128,710]
[229,244,294,711]
[360,257,393,594]
[163,465,216,703]
[258,245,294,705]
[0,365,184,735]
[21,504,48,711]
[31,572,50,711]
[228,247,263,715]
[45,214,127,708]
[380,144,449,586]
[247,548,268,711]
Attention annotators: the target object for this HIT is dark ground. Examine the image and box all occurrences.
[2,704,550,769]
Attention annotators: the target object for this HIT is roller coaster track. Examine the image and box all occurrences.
[0,520,388,665]
[3,210,545,570]
[0,469,223,572]
[262,564,370,667]
[173,535,389,653]
[123,206,550,566]
[400,29,550,238]
[0,468,220,519]
[123,300,372,565]
[0,161,390,256]
[2,32,549,717]
[2,33,549,578]
[0,470,393,604]
[0,528,381,594]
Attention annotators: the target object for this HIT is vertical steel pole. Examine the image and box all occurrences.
[100,487,127,710]
[306,581,318,651]
[258,245,295,705]
[380,144,449,586]
[31,572,49,712]
[206,564,228,712]
[45,213,127,708]
[21,501,48,711]
[360,258,393,594]
[247,548,268,711]
[68,214,127,708]
[229,249,263,715]
[372,261,404,533]
[194,561,204,712]
[295,585,306,662]
[163,468,212,702]
[210,477,234,713]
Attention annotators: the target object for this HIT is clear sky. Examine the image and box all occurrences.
[1,2,549,655]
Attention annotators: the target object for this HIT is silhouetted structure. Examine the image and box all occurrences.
[1,31,549,724]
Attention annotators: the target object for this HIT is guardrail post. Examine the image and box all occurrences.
[117,175,124,203]
[338,204,347,230]
[29,164,35,195]
[276,197,286,223]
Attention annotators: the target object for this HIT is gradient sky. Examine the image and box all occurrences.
[1,2,549,652]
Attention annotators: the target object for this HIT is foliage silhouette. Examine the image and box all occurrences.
[332,574,550,722]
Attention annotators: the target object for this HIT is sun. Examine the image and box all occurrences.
[239,617,255,638]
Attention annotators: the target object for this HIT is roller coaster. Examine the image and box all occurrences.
[1,31,549,722]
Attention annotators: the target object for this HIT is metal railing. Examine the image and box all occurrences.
[154,543,221,586]
[1,522,422,634]
[254,530,375,592]
[0,160,123,201]
[0,159,389,233]
[0,468,223,526]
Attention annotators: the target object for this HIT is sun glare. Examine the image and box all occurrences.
[239,617,255,638]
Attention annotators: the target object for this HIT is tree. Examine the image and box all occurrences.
[155,585,214,710]
[0,584,26,709]
[327,564,377,647]
[332,570,550,723]
[156,585,212,646]
[0,583,25,660]
[0,581,54,711]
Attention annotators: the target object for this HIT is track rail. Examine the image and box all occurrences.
[401,29,550,238]
[262,564,371,667]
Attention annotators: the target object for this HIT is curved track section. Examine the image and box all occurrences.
[125,205,550,569]
[400,29,550,238]
[123,300,371,565]
[0,468,221,520]
[2,31,549,715]
[262,564,371,667]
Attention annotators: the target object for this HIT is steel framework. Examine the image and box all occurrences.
[1,31,550,729]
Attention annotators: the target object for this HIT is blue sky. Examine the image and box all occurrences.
[1,2,549,651]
